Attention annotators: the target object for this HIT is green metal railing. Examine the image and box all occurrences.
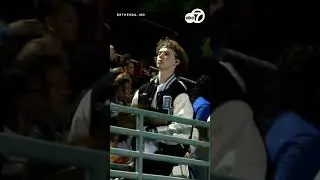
[0,103,242,180]
[110,103,211,180]
[0,133,108,180]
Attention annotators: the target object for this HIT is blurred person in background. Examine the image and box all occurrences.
[1,18,45,136]
[114,73,132,105]
[192,75,212,122]
[120,54,138,90]
[69,73,132,147]
[0,19,44,69]
[266,46,320,180]
[120,54,135,77]
[188,75,212,180]
[209,61,266,180]
[8,0,78,138]
[109,75,133,166]
[17,0,78,60]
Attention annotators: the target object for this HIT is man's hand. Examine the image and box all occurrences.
[8,19,45,36]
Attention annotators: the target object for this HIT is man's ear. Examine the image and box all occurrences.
[175,59,180,66]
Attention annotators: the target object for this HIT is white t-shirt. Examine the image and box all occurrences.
[210,100,267,180]
[68,89,93,143]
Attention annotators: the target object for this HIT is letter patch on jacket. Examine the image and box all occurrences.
[162,95,173,115]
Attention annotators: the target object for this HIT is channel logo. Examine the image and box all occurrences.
[185,8,205,24]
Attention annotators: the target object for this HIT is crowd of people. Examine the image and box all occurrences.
[0,0,320,180]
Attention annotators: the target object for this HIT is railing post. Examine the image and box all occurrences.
[136,114,144,180]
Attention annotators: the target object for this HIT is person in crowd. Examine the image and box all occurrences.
[69,73,132,147]
[110,44,122,74]
[120,54,135,77]
[131,37,194,176]
[0,19,44,69]
[265,45,320,180]
[9,0,78,139]
[209,60,266,180]
[0,19,44,45]
[109,75,133,165]
[120,54,140,91]
[113,73,132,106]
[188,75,212,180]
[18,0,78,60]
[192,75,212,121]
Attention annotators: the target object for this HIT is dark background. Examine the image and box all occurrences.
[1,0,319,71]
[108,0,210,80]
[212,0,320,63]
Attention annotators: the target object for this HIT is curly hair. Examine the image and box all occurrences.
[156,37,189,74]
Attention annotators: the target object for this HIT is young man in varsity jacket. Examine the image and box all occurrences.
[131,38,194,176]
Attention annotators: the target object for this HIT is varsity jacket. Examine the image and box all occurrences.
[131,74,194,144]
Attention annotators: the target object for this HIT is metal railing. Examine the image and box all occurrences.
[0,103,243,180]
[0,133,108,180]
[109,103,210,180]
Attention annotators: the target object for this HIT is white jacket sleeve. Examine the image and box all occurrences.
[156,93,194,138]
[210,100,252,168]
[131,90,139,107]
[68,90,92,143]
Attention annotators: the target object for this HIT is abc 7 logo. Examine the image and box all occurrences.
[185,9,205,24]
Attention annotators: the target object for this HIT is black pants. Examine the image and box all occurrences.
[143,143,186,176]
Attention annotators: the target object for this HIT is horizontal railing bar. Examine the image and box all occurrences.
[110,126,139,136]
[110,170,188,180]
[111,169,242,180]
[110,148,209,167]
[110,170,138,179]
[111,126,209,148]
[142,152,209,167]
[110,103,209,128]
[110,163,135,171]
[111,148,139,157]
[0,133,106,169]
[142,131,209,147]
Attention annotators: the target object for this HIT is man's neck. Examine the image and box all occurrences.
[158,69,175,84]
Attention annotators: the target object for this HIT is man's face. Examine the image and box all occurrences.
[125,63,135,76]
[156,47,179,71]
